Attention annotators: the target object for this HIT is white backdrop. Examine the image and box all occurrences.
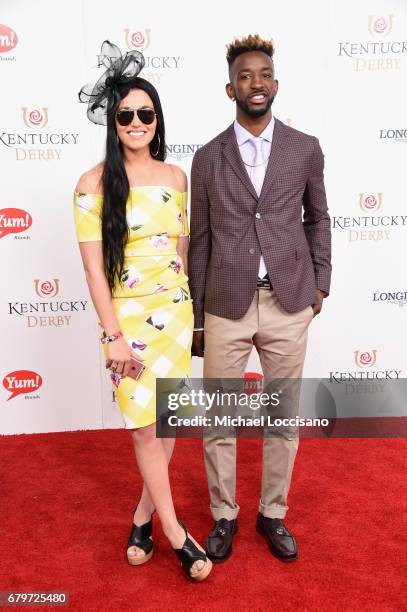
[1,0,406,433]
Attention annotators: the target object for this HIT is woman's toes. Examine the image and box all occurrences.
[128,546,144,558]
[191,559,205,575]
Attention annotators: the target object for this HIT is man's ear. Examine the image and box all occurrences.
[225,82,235,100]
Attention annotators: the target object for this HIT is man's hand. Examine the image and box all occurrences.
[312,288,327,316]
[192,330,205,357]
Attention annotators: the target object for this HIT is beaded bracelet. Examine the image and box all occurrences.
[100,330,123,344]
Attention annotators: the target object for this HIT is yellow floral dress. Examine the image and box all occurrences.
[73,186,193,429]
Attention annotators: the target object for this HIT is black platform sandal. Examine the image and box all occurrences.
[127,511,154,566]
[173,520,213,581]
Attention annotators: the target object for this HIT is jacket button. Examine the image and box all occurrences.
[255,212,261,219]
[249,248,255,254]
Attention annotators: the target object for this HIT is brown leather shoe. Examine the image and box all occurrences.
[256,513,298,562]
[205,518,238,563]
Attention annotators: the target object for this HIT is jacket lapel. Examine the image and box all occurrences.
[221,125,258,201]
[258,118,289,206]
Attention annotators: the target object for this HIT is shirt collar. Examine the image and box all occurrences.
[234,116,275,146]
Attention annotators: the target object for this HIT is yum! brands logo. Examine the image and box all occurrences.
[0,24,18,61]
[331,192,407,242]
[338,14,406,72]
[7,279,88,329]
[0,208,32,240]
[243,372,263,395]
[3,370,42,401]
[22,107,48,129]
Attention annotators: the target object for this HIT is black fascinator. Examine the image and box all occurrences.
[78,40,145,125]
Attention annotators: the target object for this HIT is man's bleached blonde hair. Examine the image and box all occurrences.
[226,34,275,67]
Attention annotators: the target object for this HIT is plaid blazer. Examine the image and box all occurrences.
[188,118,332,328]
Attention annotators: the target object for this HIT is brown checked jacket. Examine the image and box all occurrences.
[188,118,332,329]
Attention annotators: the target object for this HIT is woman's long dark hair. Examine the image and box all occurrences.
[101,77,166,293]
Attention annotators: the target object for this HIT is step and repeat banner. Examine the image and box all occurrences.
[1,0,406,434]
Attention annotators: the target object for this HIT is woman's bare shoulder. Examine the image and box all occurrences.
[75,162,104,194]
[166,162,187,192]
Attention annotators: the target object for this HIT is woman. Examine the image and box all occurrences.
[73,41,212,581]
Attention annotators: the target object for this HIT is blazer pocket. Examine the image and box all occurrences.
[209,253,222,268]
[295,244,310,259]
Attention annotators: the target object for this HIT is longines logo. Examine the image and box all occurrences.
[329,350,402,385]
[338,14,406,72]
[331,192,407,242]
[3,369,42,401]
[7,279,88,328]
[166,143,203,161]
[373,290,407,307]
[379,128,407,143]
[0,107,79,161]
[0,208,32,240]
[0,24,18,61]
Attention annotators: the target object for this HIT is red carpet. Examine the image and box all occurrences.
[0,431,405,611]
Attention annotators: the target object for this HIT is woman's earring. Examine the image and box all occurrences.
[116,134,119,145]
[151,134,161,157]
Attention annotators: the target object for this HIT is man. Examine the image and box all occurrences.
[188,34,331,563]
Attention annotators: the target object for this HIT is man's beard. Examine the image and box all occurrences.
[235,94,275,118]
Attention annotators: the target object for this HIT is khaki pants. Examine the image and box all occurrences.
[203,289,313,520]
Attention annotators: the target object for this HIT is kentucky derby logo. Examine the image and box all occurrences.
[124,28,151,51]
[0,24,18,53]
[3,370,42,401]
[368,15,393,37]
[34,279,60,298]
[354,350,377,368]
[338,14,404,72]
[331,191,407,242]
[8,279,88,329]
[358,193,382,212]
[22,107,48,129]
[330,348,401,383]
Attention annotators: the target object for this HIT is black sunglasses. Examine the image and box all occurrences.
[116,106,156,126]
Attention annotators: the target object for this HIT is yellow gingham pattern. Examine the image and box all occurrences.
[73,186,193,428]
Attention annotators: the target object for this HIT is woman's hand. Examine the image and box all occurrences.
[105,337,144,377]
